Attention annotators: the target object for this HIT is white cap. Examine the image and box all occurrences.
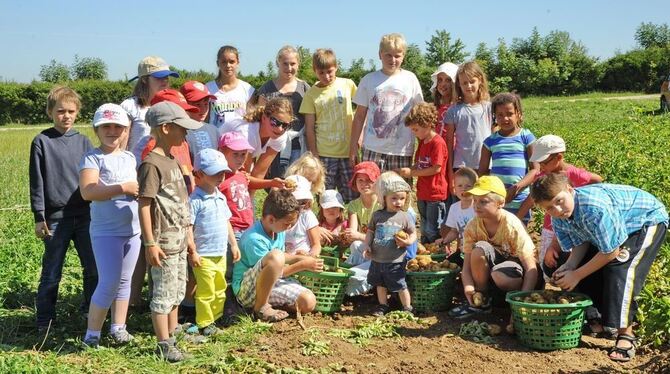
[319,189,344,209]
[287,175,313,201]
[430,62,459,93]
[92,103,130,127]
[529,135,567,163]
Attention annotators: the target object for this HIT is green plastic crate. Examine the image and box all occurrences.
[506,291,593,350]
[293,256,353,313]
[406,269,459,312]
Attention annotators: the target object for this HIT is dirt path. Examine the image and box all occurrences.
[244,302,669,373]
[541,94,657,103]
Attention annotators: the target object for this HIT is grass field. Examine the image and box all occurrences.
[0,94,669,372]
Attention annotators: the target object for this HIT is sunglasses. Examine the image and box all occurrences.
[269,116,292,130]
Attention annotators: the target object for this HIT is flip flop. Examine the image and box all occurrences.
[608,333,637,363]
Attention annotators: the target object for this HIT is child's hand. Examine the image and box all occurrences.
[34,221,51,239]
[121,180,139,197]
[553,269,580,291]
[305,257,324,272]
[505,184,520,203]
[543,243,560,268]
[395,167,412,178]
[271,178,285,189]
[463,284,476,305]
[231,245,241,263]
[188,252,202,268]
[394,232,412,248]
[319,227,334,245]
[146,245,167,267]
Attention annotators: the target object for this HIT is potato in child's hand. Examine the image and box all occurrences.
[472,292,484,307]
[284,179,297,190]
[395,230,408,240]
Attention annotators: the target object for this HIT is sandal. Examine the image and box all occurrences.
[583,319,617,340]
[254,304,289,323]
[448,299,492,319]
[609,333,637,363]
[371,304,390,317]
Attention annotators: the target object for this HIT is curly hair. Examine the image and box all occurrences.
[243,96,293,123]
[404,102,438,129]
[262,189,300,219]
[491,92,524,125]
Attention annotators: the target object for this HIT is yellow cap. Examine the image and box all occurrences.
[465,175,507,199]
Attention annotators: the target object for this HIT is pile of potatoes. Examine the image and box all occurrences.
[406,255,459,272]
[416,242,443,256]
[511,290,586,305]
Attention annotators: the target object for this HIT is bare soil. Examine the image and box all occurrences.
[239,297,670,373]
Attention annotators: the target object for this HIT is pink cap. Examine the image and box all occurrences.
[218,131,254,152]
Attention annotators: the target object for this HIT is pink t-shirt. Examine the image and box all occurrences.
[537,165,593,230]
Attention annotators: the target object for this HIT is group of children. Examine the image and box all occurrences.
[28,32,668,364]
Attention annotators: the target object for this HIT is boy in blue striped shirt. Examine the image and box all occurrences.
[189,149,241,336]
[531,173,668,363]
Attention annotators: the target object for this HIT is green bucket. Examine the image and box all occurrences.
[406,269,460,312]
[506,291,593,350]
[293,256,353,313]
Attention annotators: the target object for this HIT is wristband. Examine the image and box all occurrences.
[143,241,158,247]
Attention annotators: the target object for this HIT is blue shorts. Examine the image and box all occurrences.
[367,260,407,292]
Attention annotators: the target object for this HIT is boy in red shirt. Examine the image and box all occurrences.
[397,102,448,243]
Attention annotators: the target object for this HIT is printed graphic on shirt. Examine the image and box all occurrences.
[416,155,432,170]
[367,88,410,139]
[373,221,403,247]
[211,101,244,125]
[314,91,348,144]
[229,179,251,211]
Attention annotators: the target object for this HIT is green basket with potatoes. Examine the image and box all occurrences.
[506,290,593,350]
[406,268,460,312]
[320,245,342,259]
[292,256,353,313]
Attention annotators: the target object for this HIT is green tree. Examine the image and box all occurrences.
[635,22,670,49]
[71,55,107,80]
[402,43,426,74]
[297,46,316,84]
[424,29,468,67]
[39,59,70,83]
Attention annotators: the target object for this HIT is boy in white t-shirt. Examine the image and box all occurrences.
[437,167,478,265]
[284,175,322,256]
[349,33,423,173]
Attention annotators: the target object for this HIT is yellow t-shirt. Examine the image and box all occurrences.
[299,77,357,158]
[463,209,534,260]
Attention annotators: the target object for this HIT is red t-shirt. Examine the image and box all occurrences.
[415,134,448,201]
[219,171,254,232]
[537,164,593,230]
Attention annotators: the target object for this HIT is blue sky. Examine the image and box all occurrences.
[0,0,666,82]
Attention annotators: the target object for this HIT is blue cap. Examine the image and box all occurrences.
[194,149,231,176]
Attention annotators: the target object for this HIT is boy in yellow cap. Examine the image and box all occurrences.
[449,175,539,319]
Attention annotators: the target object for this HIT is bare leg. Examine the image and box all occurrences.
[397,289,411,308]
[152,312,170,342]
[491,272,523,291]
[168,306,178,333]
[609,326,635,360]
[283,290,316,313]
[470,247,491,291]
[376,286,388,305]
[253,250,285,312]
[111,300,129,325]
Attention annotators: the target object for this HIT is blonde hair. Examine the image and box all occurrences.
[46,85,81,114]
[276,45,300,66]
[243,97,293,123]
[312,48,338,70]
[487,192,505,205]
[455,61,490,103]
[379,33,407,53]
[404,102,437,129]
[284,151,326,194]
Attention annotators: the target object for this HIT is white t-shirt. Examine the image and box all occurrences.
[285,210,319,254]
[228,121,287,159]
[206,80,255,134]
[353,70,423,156]
[444,201,475,248]
[120,97,149,159]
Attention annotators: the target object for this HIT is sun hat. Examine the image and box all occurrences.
[529,135,566,163]
[150,89,199,113]
[375,171,411,197]
[286,175,313,201]
[465,175,507,199]
[180,81,216,103]
[194,149,231,176]
[218,131,254,152]
[145,101,203,130]
[129,56,179,82]
[92,103,130,127]
[319,189,345,209]
[430,62,459,93]
[348,161,381,192]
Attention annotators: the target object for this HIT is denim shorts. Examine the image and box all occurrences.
[367,260,408,292]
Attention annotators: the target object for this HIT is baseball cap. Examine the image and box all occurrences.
[319,189,345,209]
[348,161,381,192]
[286,175,313,201]
[150,89,199,113]
[430,62,459,93]
[92,103,130,127]
[465,175,507,199]
[128,56,179,82]
[219,131,254,152]
[180,81,216,103]
[145,101,203,130]
[194,149,231,176]
[529,135,566,163]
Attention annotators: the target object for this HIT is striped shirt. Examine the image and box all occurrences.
[552,184,669,254]
[190,186,232,257]
[483,128,536,210]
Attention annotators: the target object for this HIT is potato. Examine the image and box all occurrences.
[557,296,570,304]
[395,230,408,240]
[506,324,515,334]
[284,179,297,189]
[448,262,459,270]
[472,292,484,307]
[488,324,502,336]
[407,259,418,267]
